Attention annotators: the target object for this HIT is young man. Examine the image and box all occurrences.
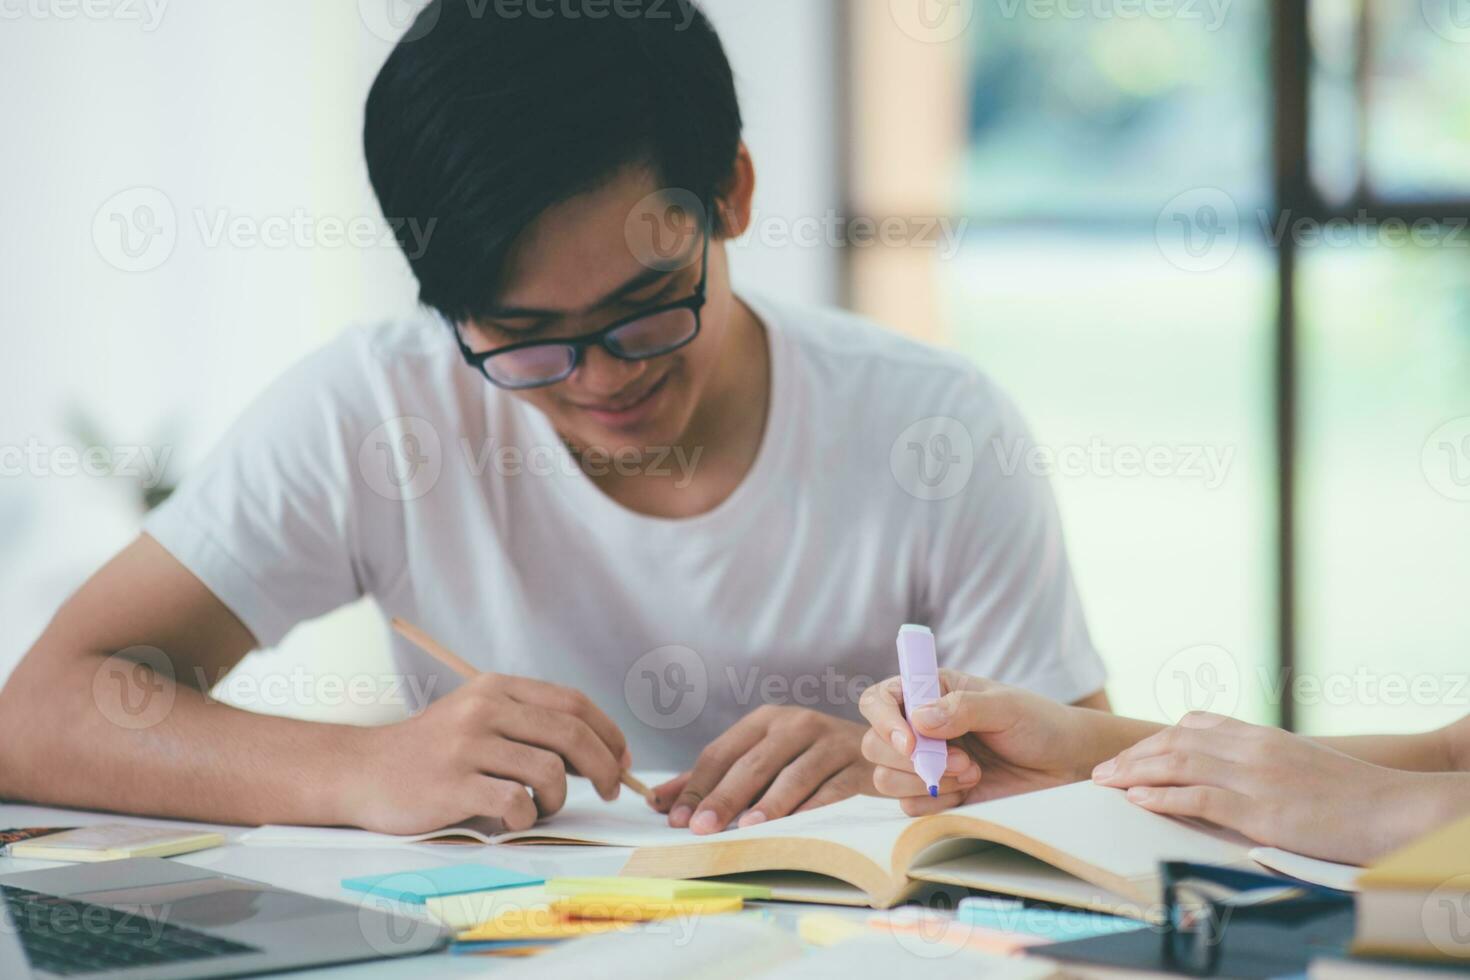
[0,1,1107,836]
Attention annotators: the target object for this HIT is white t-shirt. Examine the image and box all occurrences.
[145,293,1104,768]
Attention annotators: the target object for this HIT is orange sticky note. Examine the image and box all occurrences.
[551,895,744,921]
[458,907,632,942]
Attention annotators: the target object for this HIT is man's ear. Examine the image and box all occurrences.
[714,142,756,240]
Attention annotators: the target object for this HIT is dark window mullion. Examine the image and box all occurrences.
[1273,0,1313,732]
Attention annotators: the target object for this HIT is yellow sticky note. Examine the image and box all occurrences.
[458,907,632,942]
[552,894,744,921]
[547,877,771,901]
[797,912,868,947]
[428,886,553,931]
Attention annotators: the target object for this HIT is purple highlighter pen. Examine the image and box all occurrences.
[896,624,947,797]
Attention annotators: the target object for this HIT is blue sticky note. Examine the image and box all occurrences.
[342,865,543,904]
[956,901,1148,942]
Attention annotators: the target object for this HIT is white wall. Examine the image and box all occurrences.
[0,1,840,716]
[702,0,843,305]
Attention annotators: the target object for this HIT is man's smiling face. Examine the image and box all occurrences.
[459,166,738,457]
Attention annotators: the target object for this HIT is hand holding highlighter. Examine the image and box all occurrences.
[896,624,947,796]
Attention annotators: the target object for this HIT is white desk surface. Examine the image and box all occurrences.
[0,800,879,978]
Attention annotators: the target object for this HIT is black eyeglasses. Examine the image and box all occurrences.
[454,230,710,391]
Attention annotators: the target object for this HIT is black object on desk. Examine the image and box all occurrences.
[1043,861,1356,979]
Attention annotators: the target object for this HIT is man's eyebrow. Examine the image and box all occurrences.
[481,264,677,320]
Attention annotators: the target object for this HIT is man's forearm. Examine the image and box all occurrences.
[0,646,368,826]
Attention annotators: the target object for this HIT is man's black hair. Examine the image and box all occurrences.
[364,0,743,325]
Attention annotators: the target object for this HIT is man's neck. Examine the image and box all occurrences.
[683,296,769,458]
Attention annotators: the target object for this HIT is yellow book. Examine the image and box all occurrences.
[10,825,224,862]
[1352,813,1470,962]
[550,894,743,920]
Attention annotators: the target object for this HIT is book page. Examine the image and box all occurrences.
[494,778,695,846]
[239,777,917,859]
[502,780,914,861]
[678,793,914,864]
[938,780,1252,880]
[240,778,671,848]
[913,846,1140,914]
[1248,846,1361,892]
[239,822,501,848]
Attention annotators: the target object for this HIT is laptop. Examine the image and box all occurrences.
[0,856,447,978]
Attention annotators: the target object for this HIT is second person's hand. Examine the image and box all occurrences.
[1092,711,1465,864]
[859,670,1141,815]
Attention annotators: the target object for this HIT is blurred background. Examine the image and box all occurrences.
[1,0,1466,734]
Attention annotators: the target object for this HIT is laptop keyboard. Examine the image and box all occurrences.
[2,885,259,976]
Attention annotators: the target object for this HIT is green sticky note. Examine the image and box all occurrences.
[343,865,544,904]
[546,877,772,901]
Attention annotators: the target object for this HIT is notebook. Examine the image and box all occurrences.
[8,825,224,862]
[240,821,502,847]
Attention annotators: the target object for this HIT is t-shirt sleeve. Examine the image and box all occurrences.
[925,376,1107,705]
[143,337,376,649]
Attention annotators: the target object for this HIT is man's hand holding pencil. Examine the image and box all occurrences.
[341,618,648,835]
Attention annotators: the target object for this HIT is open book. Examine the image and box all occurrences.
[244,777,1319,918]
[622,779,1259,917]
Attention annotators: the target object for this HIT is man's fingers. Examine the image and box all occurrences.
[858,676,916,755]
[689,732,807,835]
[475,776,538,833]
[476,738,569,817]
[872,762,979,800]
[668,719,765,828]
[792,771,863,814]
[495,702,623,801]
[740,747,851,826]
[650,772,689,813]
[492,675,630,775]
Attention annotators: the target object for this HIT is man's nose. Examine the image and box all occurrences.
[572,343,646,396]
